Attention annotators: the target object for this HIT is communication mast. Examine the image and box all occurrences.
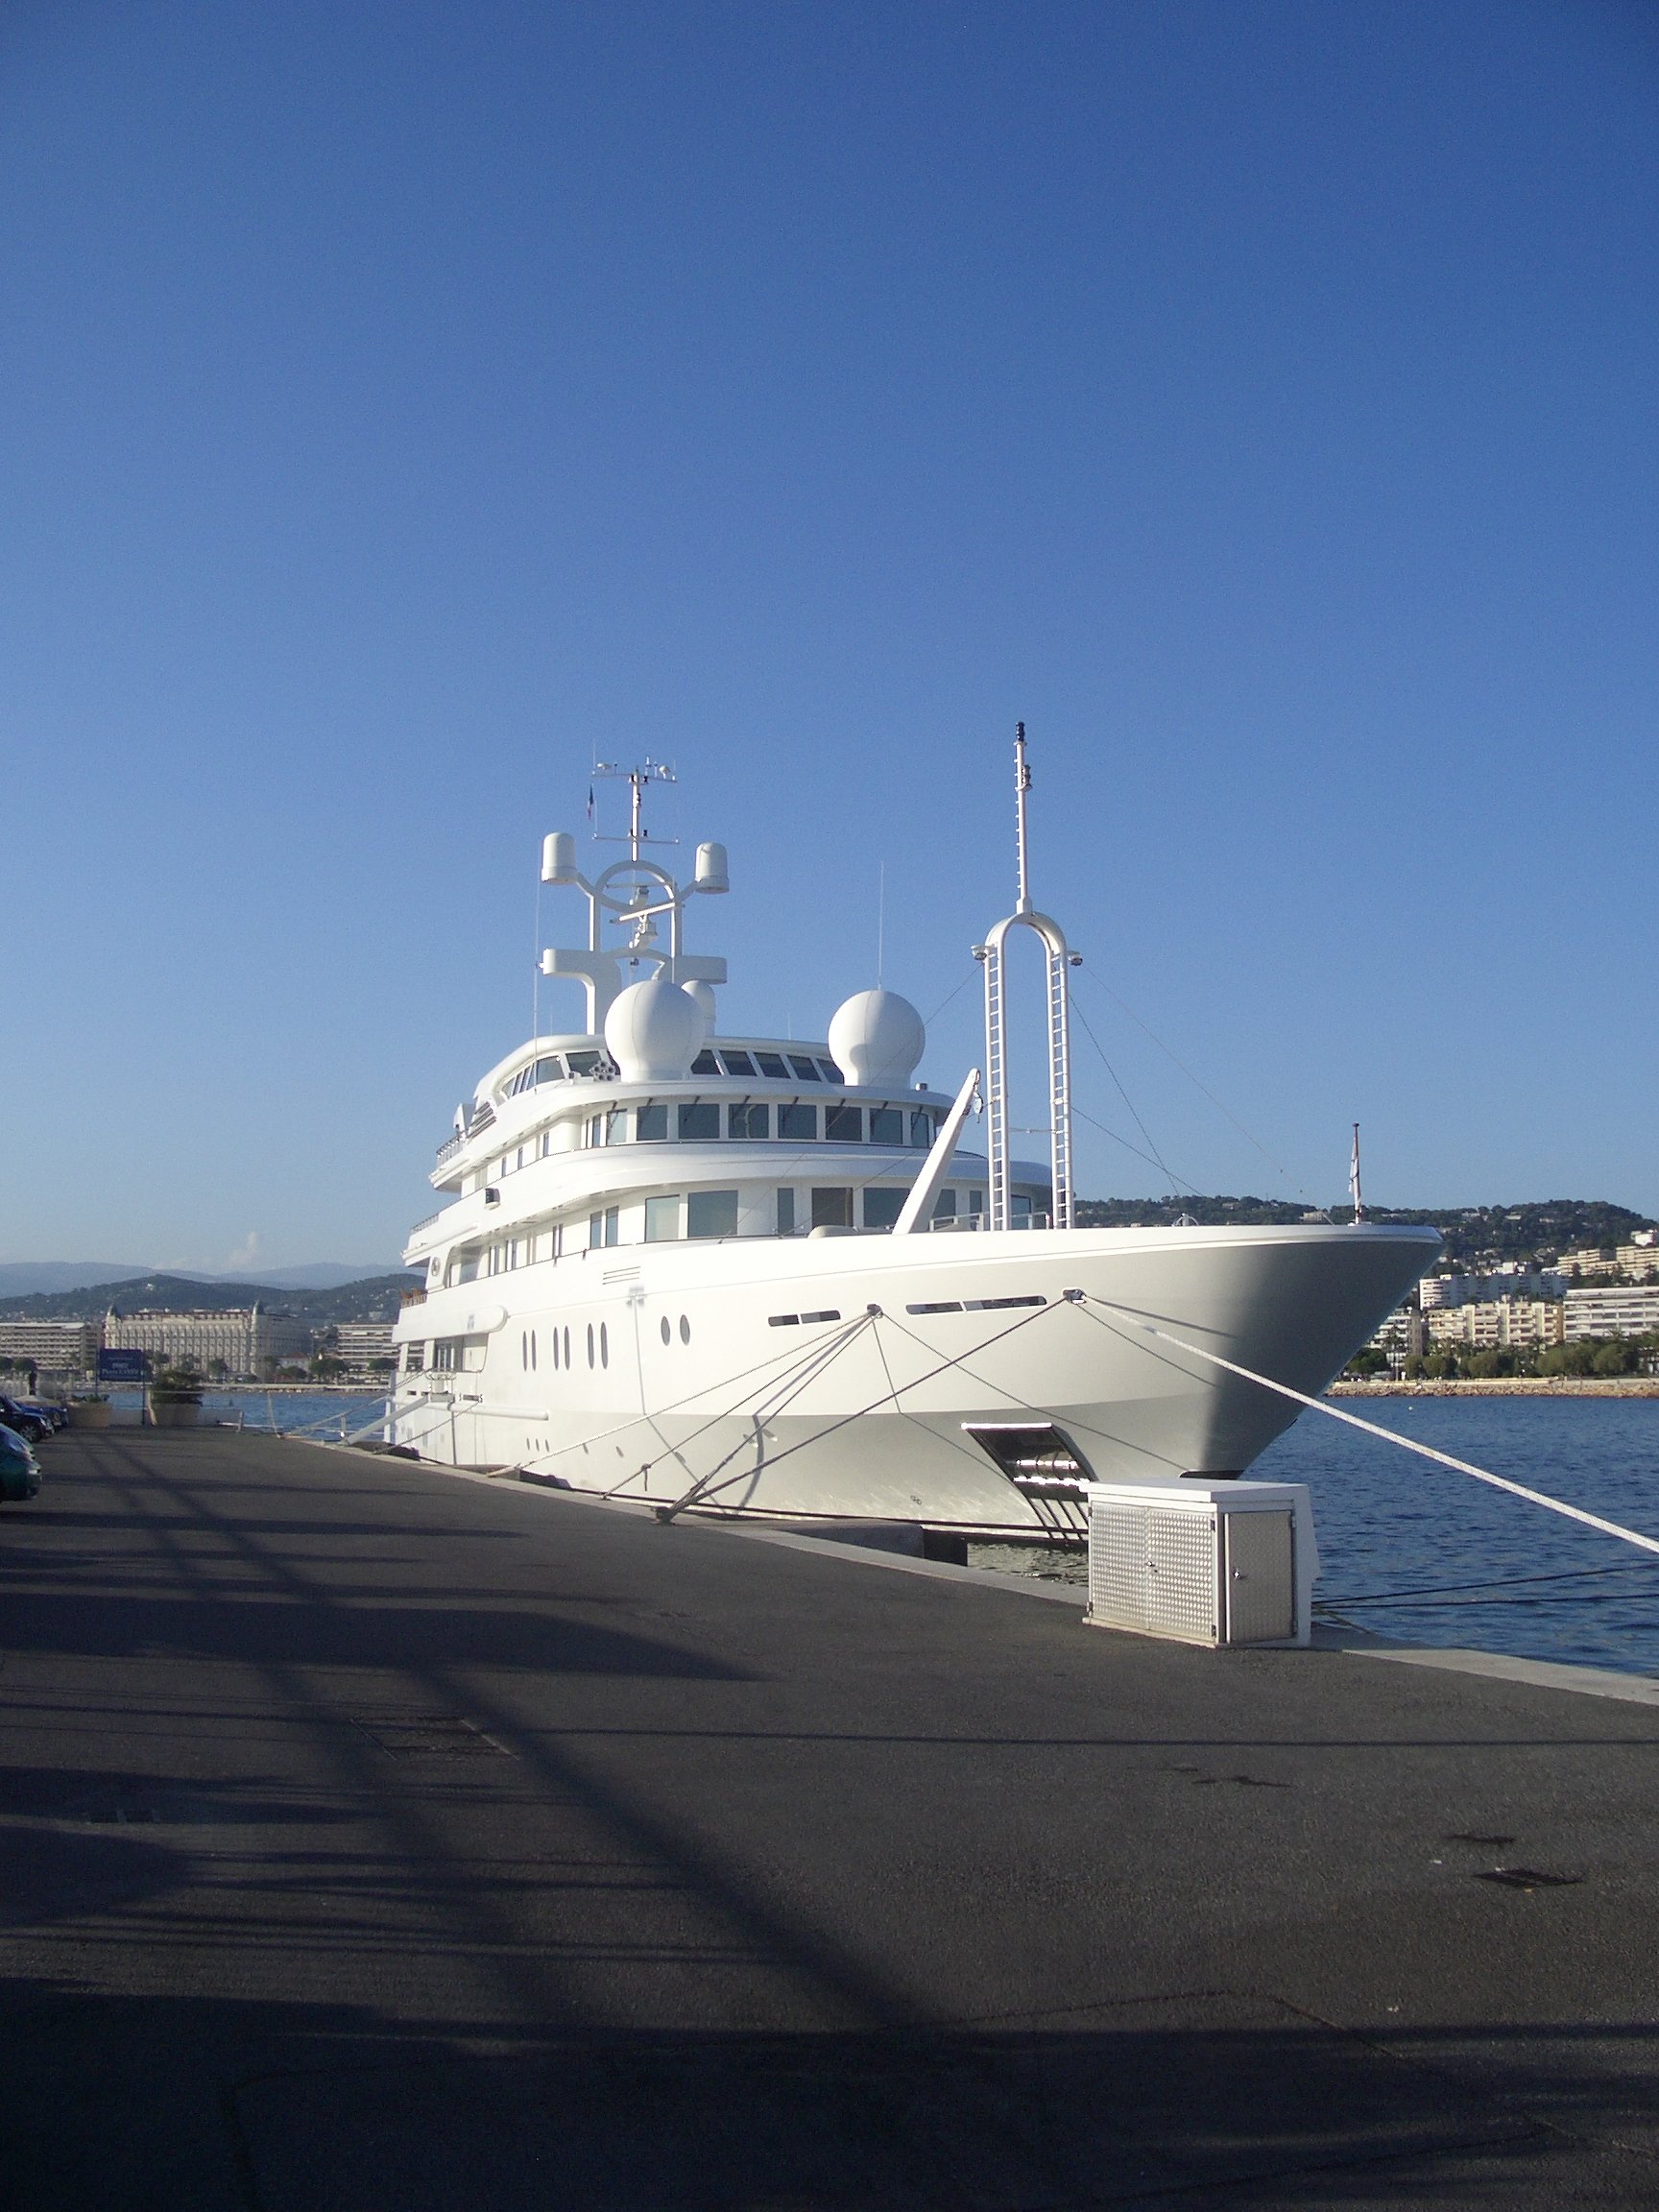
[976,725,1075,1231]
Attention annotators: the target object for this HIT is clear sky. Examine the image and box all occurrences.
[2,0,1656,1269]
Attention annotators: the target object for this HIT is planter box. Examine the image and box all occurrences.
[67,1401,112,1430]
[149,1400,202,1429]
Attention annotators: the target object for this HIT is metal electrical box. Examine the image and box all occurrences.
[1084,1480,1315,1648]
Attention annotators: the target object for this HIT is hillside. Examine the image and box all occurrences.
[1,1272,422,1325]
[1072,1197,1656,1269]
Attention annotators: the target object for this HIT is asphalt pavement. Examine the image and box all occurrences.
[4,1426,1659,2208]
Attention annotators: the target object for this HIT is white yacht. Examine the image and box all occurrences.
[391,742,1437,1537]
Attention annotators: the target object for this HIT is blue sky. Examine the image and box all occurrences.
[2,0,1655,1268]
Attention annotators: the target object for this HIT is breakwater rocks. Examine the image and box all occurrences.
[1330,1376,1659,1398]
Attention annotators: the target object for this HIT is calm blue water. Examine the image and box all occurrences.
[102,1389,387,1440]
[1254,1398,1659,1675]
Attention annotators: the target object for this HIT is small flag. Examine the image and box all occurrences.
[587,785,594,823]
[1349,1123,1363,1222]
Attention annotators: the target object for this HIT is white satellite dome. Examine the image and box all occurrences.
[828,989,926,1088]
[681,978,717,1024]
[604,976,708,1082]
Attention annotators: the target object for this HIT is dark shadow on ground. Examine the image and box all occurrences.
[10,1982,1659,2209]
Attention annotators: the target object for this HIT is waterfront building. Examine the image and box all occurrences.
[1426,1300,1566,1351]
[102,1305,312,1378]
[332,1322,396,1375]
[1367,1305,1427,1375]
[1555,1247,1623,1279]
[1420,1267,1563,1310]
[0,1318,99,1377]
[1563,1286,1659,1340]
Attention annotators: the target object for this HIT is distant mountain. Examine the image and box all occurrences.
[208,1262,406,1289]
[1074,1196,1657,1269]
[0,1262,155,1296]
[0,1260,405,1298]
[0,1272,422,1324]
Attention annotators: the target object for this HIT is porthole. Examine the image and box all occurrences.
[552,1330,560,1370]
[564,1326,571,1368]
[660,1316,671,1345]
[531,1330,538,1371]
[600,1323,609,1368]
[587,1323,594,1368]
[520,1332,527,1369]
[679,1314,690,1345]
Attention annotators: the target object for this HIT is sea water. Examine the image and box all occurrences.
[103,1388,387,1441]
[1257,1397,1659,1676]
[979,1400,1659,1677]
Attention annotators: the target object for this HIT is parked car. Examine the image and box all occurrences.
[0,1421,41,1502]
[11,1396,66,1431]
[0,1395,51,1446]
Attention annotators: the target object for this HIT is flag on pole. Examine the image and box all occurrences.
[587,785,594,823]
[1349,1123,1363,1223]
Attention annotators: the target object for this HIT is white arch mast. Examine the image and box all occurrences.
[977,724,1076,1231]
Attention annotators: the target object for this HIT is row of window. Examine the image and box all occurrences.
[477,1098,937,1191]
[500,1046,848,1097]
[443,1184,1011,1285]
[588,1101,935,1150]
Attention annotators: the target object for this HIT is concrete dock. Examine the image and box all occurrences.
[4,1429,1659,2208]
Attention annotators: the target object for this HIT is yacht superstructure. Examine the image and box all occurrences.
[391,747,1437,1534]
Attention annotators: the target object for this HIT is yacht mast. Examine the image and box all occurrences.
[978,726,1075,1232]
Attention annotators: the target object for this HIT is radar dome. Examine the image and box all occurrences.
[828,990,925,1088]
[604,976,708,1083]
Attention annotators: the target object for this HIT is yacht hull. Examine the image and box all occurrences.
[391,1223,1435,1534]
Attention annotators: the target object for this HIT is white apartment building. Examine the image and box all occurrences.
[0,1319,99,1375]
[1564,1286,1659,1340]
[332,1322,396,1374]
[1367,1306,1427,1374]
[1420,1267,1563,1310]
[1427,1300,1566,1351]
[1556,1248,1623,1279]
[102,1305,312,1377]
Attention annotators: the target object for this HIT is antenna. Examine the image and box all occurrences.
[591,759,678,864]
[978,722,1075,1231]
[1014,721,1033,915]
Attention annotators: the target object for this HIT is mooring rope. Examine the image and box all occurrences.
[1070,1291,1659,1563]
[654,1295,1069,1521]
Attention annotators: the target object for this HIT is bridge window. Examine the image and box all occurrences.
[589,1207,619,1248]
[690,1049,720,1075]
[636,1103,668,1142]
[679,1102,720,1141]
[811,1188,853,1229]
[787,1054,822,1081]
[869,1108,903,1144]
[645,1195,681,1242]
[777,1189,796,1235]
[756,1051,789,1078]
[687,1190,738,1240]
[729,1102,770,1140]
[826,1104,864,1142]
[779,1103,817,1142]
[719,1050,757,1076]
[863,1189,903,1229]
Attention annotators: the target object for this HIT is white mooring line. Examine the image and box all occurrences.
[1073,1292,1659,1564]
